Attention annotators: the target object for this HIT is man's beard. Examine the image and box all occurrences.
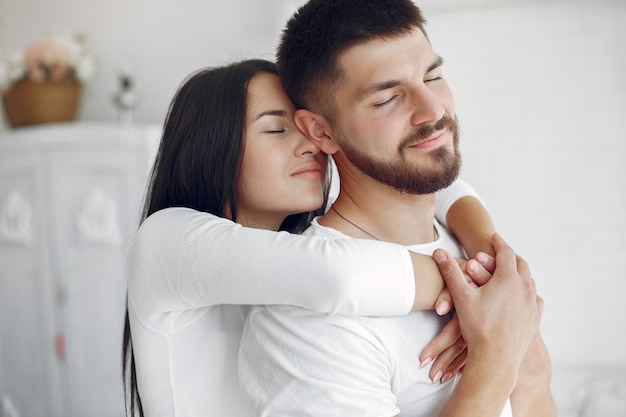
[335,114,461,195]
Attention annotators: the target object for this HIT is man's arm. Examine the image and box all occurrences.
[510,333,557,416]
[433,234,543,417]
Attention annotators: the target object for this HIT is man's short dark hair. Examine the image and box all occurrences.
[277,0,427,118]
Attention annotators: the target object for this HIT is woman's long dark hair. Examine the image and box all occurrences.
[122,59,329,416]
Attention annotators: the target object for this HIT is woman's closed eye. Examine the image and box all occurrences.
[264,128,286,134]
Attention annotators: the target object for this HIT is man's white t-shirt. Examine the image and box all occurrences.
[239,219,512,417]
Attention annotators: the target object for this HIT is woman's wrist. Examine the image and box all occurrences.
[409,251,444,311]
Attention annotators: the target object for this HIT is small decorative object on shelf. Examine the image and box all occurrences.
[112,66,139,124]
[0,31,99,128]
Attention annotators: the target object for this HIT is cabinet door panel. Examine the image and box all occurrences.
[0,125,158,417]
[0,153,63,417]
[50,149,139,417]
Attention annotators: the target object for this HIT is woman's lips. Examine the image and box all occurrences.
[292,162,322,179]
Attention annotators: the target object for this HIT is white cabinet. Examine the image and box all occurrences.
[0,123,159,417]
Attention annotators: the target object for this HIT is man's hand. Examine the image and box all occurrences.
[433,234,542,368]
[435,233,544,417]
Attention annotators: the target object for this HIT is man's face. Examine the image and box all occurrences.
[329,28,460,194]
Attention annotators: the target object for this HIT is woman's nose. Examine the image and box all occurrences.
[296,133,321,156]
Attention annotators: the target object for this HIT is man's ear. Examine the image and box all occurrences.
[294,109,340,155]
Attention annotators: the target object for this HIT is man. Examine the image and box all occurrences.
[239,1,555,415]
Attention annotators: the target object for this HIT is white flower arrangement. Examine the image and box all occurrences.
[0,31,98,93]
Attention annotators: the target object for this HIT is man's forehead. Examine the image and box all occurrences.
[335,30,438,95]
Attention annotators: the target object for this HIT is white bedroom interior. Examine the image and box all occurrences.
[0,0,624,416]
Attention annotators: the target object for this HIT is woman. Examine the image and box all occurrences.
[123,59,495,416]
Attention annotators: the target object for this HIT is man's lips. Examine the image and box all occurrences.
[409,130,447,149]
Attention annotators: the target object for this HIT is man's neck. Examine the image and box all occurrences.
[320,175,438,246]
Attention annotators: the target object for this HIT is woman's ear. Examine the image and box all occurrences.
[294,109,340,155]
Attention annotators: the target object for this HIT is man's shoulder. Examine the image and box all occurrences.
[402,220,466,258]
[302,216,349,238]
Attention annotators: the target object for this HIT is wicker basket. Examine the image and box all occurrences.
[2,79,82,128]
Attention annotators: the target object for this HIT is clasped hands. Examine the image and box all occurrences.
[420,234,543,384]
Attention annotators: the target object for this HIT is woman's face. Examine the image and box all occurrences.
[236,71,327,230]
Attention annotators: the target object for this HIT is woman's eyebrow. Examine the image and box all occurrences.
[255,109,287,120]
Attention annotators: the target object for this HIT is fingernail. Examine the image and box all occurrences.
[433,251,447,263]
[420,357,433,368]
[441,372,453,383]
[436,300,449,316]
[476,252,488,264]
[432,370,442,384]
[467,260,479,273]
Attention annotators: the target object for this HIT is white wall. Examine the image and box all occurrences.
[0,0,291,126]
[1,0,624,369]
[419,0,626,368]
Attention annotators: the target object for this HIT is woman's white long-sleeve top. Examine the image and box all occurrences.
[127,180,480,417]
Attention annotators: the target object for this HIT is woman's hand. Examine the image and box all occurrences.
[433,252,495,316]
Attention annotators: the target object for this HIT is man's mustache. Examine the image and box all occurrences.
[399,114,457,150]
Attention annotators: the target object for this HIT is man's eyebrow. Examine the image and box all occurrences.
[255,109,287,121]
[356,56,445,101]
[357,80,402,101]
[427,56,444,73]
